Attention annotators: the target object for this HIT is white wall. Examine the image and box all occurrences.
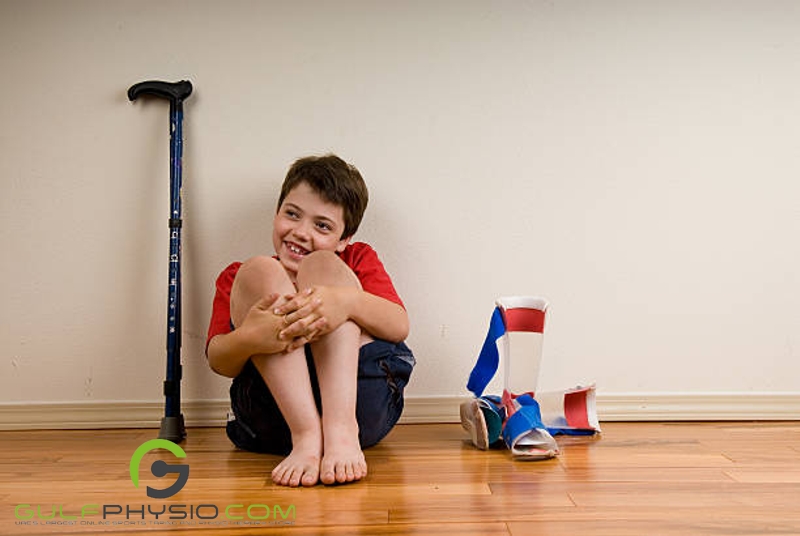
[1,1,798,418]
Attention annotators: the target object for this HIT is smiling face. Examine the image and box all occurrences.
[272,181,351,279]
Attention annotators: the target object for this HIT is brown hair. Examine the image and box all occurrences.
[278,154,369,239]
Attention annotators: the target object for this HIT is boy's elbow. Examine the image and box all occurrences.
[390,308,410,343]
[208,359,229,378]
[210,360,240,379]
[207,353,230,378]
[399,317,410,342]
[207,337,239,378]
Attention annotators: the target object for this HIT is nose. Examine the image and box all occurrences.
[290,218,312,242]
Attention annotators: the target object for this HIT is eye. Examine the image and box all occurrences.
[316,221,333,232]
[284,208,300,219]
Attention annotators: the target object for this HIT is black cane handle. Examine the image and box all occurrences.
[128,80,193,104]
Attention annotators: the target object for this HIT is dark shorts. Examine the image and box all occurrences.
[226,339,415,455]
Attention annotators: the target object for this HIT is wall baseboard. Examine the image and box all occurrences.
[596,392,800,421]
[1,392,798,431]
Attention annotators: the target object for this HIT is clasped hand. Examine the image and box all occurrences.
[276,286,352,351]
[246,286,348,353]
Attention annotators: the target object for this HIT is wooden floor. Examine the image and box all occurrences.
[2,422,800,535]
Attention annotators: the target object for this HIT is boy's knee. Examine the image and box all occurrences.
[298,250,340,271]
[231,256,291,325]
[297,250,360,288]
[239,255,283,276]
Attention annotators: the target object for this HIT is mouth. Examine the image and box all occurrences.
[284,241,310,258]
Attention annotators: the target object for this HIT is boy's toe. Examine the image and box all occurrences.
[320,465,334,485]
[335,463,348,483]
[301,472,318,487]
[271,467,284,485]
[344,462,355,482]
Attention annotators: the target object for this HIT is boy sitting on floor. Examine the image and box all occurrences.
[206,154,415,487]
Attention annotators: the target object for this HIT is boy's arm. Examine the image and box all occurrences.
[207,294,290,378]
[277,286,409,347]
[349,288,409,342]
[207,330,255,378]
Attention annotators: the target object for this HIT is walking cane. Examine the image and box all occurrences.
[128,80,193,442]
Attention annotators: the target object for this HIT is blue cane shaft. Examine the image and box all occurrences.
[165,102,183,418]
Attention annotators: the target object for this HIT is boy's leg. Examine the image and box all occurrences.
[231,256,322,487]
[296,251,368,485]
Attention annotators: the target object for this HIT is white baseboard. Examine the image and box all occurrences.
[402,392,800,423]
[597,392,800,421]
[0,393,798,431]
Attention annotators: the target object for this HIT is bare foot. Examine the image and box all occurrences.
[320,420,367,485]
[272,431,322,487]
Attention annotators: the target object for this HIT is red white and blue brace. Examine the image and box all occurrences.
[466,297,598,459]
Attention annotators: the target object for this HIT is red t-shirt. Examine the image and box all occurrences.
[206,242,403,348]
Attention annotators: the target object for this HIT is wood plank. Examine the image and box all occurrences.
[508,509,800,536]
[725,468,800,483]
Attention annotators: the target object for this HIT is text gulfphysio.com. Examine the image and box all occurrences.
[11,439,295,529]
[15,503,295,528]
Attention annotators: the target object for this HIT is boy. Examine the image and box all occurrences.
[206,154,414,488]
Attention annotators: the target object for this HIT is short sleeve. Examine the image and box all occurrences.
[339,243,404,308]
[205,262,242,352]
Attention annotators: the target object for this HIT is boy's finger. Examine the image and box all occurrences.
[274,288,315,315]
[286,335,310,352]
[274,296,300,315]
[280,322,305,339]
[294,298,322,321]
[280,315,317,339]
[282,297,322,325]
[306,317,327,335]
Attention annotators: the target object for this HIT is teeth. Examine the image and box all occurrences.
[287,243,307,255]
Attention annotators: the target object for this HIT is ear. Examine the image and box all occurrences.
[336,235,352,253]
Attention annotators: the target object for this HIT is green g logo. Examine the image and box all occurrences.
[130,439,189,499]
